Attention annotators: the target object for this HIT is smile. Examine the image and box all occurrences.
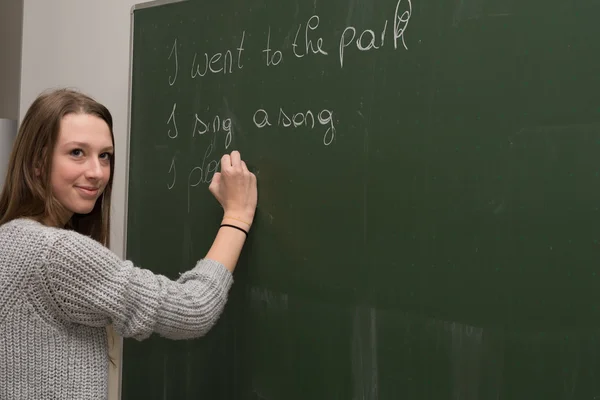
[76,186,100,197]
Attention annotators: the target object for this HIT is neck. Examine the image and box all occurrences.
[41,211,72,228]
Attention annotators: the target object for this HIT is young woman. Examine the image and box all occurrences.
[0,88,257,399]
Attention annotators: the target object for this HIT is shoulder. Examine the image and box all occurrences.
[1,217,119,265]
[2,217,87,243]
[0,218,58,251]
[1,217,50,234]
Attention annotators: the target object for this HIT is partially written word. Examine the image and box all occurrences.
[166,139,222,213]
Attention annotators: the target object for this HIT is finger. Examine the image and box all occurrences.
[221,154,231,168]
[241,160,249,173]
[230,150,241,168]
[209,172,221,192]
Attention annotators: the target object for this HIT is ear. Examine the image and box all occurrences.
[35,147,48,177]
[34,160,43,177]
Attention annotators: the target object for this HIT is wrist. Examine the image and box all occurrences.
[222,214,253,229]
[219,222,248,238]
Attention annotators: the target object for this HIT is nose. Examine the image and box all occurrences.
[84,158,103,181]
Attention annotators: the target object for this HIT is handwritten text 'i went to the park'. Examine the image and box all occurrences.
[172,0,411,76]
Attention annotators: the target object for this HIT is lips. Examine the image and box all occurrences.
[76,186,100,198]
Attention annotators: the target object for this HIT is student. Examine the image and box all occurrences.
[0,88,257,399]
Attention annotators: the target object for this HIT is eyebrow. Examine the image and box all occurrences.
[63,141,114,152]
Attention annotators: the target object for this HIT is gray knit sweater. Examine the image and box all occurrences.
[0,218,233,399]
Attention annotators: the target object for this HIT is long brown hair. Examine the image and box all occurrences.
[0,88,115,246]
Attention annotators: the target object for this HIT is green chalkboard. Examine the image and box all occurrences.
[123,0,600,398]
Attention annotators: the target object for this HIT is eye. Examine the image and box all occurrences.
[70,149,83,157]
[100,152,113,161]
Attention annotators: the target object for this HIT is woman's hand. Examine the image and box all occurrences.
[209,151,257,229]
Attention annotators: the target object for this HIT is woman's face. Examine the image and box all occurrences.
[50,113,113,221]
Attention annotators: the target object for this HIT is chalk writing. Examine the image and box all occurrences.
[253,109,271,128]
[160,1,414,206]
[293,15,328,58]
[192,113,233,149]
[339,22,387,68]
[190,31,246,78]
[168,38,178,86]
[167,157,176,190]
[340,0,411,67]
[253,107,336,145]
[187,143,221,212]
[167,103,178,139]
[394,0,412,51]
[263,27,283,66]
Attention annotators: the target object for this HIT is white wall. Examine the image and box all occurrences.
[0,119,18,189]
[0,0,23,120]
[20,1,155,398]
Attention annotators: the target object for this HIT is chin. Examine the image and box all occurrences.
[71,203,97,215]
[76,210,95,216]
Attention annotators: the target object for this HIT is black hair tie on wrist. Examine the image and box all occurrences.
[220,224,248,238]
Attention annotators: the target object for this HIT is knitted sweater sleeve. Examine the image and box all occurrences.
[39,230,234,341]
